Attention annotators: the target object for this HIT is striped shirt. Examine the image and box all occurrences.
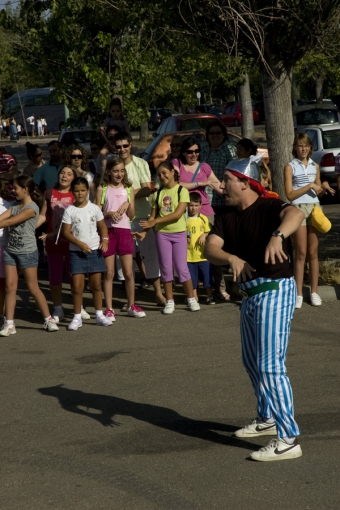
[290,158,319,205]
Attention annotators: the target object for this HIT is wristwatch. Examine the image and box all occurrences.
[272,230,285,240]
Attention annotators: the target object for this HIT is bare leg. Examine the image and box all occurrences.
[0,278,6,314]
[4,265,18,320]
[292,226,307,296]
[307,225,319,294]
[163,281,173,301]
[120,254,135,308]
[182,278,195,299]
[50,284,63,307]
[72,274,85,314]
[89,273,103,310]
[22,267,51,317]
[149,277,165,303]
[103,255,115,310]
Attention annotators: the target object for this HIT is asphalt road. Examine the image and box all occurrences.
[1,271,340,509]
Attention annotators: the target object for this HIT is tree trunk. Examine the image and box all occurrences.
[315,76,324,104]
[139,121,149,142]
[261,65,294,200]
[238,73,255,140]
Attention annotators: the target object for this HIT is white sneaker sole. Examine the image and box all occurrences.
[235,425,277,437]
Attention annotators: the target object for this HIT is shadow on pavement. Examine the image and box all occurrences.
[38,384,260,452]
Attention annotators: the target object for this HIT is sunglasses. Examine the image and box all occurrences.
[209,131,222,135]
[116,144,130,150]
[185,149,200,155]
[170,143,181,148]
[71,155,83,160]
[33,152,43,157]
[107,136,115,141]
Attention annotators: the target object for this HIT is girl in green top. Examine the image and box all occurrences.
[138,161,200,314]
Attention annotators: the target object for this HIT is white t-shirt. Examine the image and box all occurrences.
[62,202,104,251]
[27,116,35,125]
[125,156,151,219]
[0,198,14,247]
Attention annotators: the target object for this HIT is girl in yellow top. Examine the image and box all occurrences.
[138,161,200,314]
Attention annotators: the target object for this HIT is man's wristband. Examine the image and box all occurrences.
[102,237,109,240]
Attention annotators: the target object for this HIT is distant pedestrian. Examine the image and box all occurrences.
[41,116,47,136]
[37,116,43,137]
[9,117,18,141]
[26,114,35,137]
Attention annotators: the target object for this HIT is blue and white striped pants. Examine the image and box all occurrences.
[239,277,301,438]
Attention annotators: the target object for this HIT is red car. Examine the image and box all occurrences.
[155,113,225,135]
[220,104,260,127]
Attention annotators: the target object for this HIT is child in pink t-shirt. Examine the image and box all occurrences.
[95,157,145,320]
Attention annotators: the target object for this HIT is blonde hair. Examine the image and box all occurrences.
[102,157,132,188]
[292,133,313,158]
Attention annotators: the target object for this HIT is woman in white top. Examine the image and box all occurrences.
[284,133,334,308]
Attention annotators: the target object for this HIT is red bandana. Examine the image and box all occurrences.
[228,170,269,198]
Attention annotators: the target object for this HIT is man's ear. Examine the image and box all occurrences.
[240,179,249,190]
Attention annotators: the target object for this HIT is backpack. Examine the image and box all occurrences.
[101,185,131,205]
[154,185,183,217]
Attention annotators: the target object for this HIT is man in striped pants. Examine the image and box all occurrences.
[205,155,305,462]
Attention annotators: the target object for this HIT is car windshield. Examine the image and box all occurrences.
[322,130,340,149]
[181,118,217,131]
[296,109,338,125]
[62,131,97,144]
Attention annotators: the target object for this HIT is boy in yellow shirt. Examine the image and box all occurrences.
[186,192,215,304]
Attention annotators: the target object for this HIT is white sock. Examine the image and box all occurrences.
[187,297,196,303]
[74,313,82,320]
[263,417,275,424]
[166,299,174,303]
[282,436,296,445]
[7,319,14,325]
[95,310,103,316]
[44,315,52,321]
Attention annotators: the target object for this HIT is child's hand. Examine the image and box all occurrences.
[117,201,130,215]
[79,242,92,254]
[100,239,109,252]
[39,233,48,240]
[132,231,147,241]
[139,219,155,229]
[197,234,207,245]
[108,211,122,223]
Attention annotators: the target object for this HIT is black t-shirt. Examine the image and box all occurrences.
[210,197,293,280]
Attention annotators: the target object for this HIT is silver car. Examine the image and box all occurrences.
[301,125,340,187]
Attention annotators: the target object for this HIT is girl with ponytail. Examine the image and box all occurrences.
[0,175,59,336]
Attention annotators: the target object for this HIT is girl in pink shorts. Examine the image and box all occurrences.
[95,157,145,320]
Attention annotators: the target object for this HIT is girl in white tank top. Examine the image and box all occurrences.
[284,133,334,308]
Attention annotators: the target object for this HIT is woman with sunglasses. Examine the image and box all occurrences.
[23,142,45,178]
[172,137,219,224]
[98,125,122,175]
[64,145,95,200]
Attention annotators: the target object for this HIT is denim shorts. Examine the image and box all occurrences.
[4,249,39,269]
[70,249,106,275]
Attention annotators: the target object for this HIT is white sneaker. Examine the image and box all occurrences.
[68,317,82,331]
[295,296,303,309]
[0,321,16,336]
[310,292,322,306]
[162,300,175,315]
[187,298,200,312]
[52,310,65,323]
[250,438,302,462]
[96,314,112,326]
[234,418,277,438]
[127,304,146,318]
[44,317,59,332]
[81,307,91,320]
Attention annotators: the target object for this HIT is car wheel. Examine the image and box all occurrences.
[234,119,240,127]
[148,122,155,130]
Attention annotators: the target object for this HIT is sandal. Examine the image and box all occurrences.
[140,278,150,289]
[217,291,230,301]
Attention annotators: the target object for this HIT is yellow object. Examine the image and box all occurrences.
[187,214,210,262]
[311,205,332,233]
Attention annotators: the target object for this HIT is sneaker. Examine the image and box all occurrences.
[188,298,200,312]
[162,300,175,315]
[0,321,16,336]
[52,310,65,323]
[96,314,113,326]
[310,292,322,306]
[234,418,277,438]
[127,304,146,318]
[104,309,116,322]
[67,317,82,331]
[206,297,216,305]
[81,308,91,320]
[295,296,303,309]
[44,317,59,332]
[250,438,302,462]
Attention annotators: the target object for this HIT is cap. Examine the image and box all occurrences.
[225,153,264,183]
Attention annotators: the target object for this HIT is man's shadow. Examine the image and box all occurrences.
[38,385,259,451]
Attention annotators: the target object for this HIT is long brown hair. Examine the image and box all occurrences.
[102,157,132,188]
[14,175,44,210]
[64,144,89,173]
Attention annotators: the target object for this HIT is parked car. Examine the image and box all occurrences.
[253,101,265,122]
[302,99,335,106]
[300,125,340,187]
[294,104,340,132]
[58,128,105,156]
[147,108,181,130]
[140,128,268,178]
[155,113,225,136]
[220,104,260,126]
